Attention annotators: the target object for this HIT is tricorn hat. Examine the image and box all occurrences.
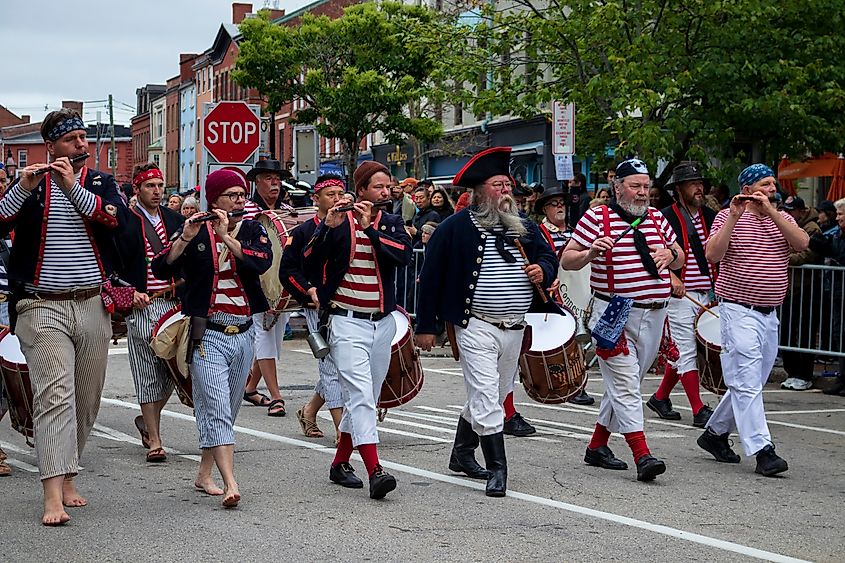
[246,159,285,182]
[452,146,512,189]
[664,161,710,191]
[534,185,569,214]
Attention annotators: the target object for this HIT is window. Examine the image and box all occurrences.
[152,154,160,167]
[108,148,117,169]
[17,149,27,168]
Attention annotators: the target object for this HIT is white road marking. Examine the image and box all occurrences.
[107,348,129,356]
[0,440,34,456]
[92,422,210,462]
[99,396,809,562]
[5,458,38,472]
[316,411,451,443]
[766,420,845,436]
[766,408,845,415]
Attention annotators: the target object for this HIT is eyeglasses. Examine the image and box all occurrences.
[544,199,566,207]
[221,191,246,201]
[484,180,513,191]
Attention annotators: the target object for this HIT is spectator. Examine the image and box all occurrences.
[181,196,198,219]
[590,187,611,207]
[817,200,838,234]
[430,187,455,221]
[566,172,590,226]
[167,194,183,211]
[649,185,672,209]
[705,183,729,211]
[408,186,440,243]
[455,190,471,213]
[400,177,418,195]
[418,178,435,196]
[390,176,416,223]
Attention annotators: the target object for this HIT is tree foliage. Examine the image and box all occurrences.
[234,2,446,177]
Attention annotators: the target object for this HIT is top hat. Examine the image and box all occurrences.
[246,159,285,182]
[664,161,710,191]
[534,185,569,215]
[452,147,512,189]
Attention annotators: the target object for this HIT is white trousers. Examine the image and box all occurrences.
[706,302,777,456]
[328,314,394,447]
[303,308,344,409]
[667,290,710,374]
[590,299,667,434]
[455,317,524,436]
[252,311,291,360]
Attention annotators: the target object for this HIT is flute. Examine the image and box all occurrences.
[188,209,248,224]
[612,211,649,244]
[32,153,90,176]
[334,199,392,213]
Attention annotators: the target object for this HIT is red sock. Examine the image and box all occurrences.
[624,431,651,463]
[654,364,680,401]
[357,443,380,476]
[332,432,353,466]
[680,370,705,414]
[503,391,516,421]
[587,423,611,449]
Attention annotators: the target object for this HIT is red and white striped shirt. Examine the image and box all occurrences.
[145,218,170,293]
[211,234,251,316]
[331,217,382,313]
[571,206,676,301]
[709,209,795,307]
[676,208,713,292]
[242,200,262,221]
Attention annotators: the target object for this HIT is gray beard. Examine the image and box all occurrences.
[619,200,649,217]
[474,194,527,236]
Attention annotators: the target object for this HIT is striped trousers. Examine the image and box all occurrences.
[191,312,254,449]
[15,294,111,479]
[126,298,177,404]
[303,309,343,409]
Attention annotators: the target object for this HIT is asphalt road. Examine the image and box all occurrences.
[1,337,843,562]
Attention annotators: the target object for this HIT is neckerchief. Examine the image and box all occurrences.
[609,203,660,279]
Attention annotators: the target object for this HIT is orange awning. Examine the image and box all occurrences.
[827,157,845,201]
[778,152,840,180]
[778,157,797,196]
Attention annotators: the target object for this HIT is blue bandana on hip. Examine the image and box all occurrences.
[46,116,86,142]
[737,163,774,188]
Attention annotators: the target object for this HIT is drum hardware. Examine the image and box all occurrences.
[519,310,588,404]
[306,330,330,359]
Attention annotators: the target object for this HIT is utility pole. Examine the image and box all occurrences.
[108,94,117,177]
[95,111,103,170]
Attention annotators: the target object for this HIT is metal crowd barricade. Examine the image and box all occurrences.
[777,264,845,358]
[394,248,425,319]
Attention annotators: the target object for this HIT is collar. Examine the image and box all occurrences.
[136,204,161,225]
[541,217,566,233]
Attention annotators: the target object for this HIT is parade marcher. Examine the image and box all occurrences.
[698,164,808,476]
[241,159,289,416]
[114,163,185,462]
[646,162,716,427]
[0,108,123,525]
[152,169,273,507]
[562,158,685,482]
[303,161,411,499]
[279,174,346,440]
[416,147,559,497]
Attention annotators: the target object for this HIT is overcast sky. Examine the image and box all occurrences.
[0,0,306,126]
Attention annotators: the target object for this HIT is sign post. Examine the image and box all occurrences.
[552,101,575,155]
[201,101,261,210]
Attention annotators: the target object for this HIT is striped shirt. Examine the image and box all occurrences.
[571,206,676,301]
[331,218,382,313]
[709,209,795,307]
[141,213,170,294]
[678,209,712,291]
[242,200,262,221]
[539,219,572,256]
[470,214,533,319]
[0,237,10,294]
[211,235,251,316]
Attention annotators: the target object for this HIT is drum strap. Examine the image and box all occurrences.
[601,205,615,293]
[673,203,713,286]
[140,214,165,256]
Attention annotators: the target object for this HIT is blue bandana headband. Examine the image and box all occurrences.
[738,163,774,188]
[46,116,86,142]
[616,158,649,179]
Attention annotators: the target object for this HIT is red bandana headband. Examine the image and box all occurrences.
[133,168,164,187]
[314,178,345,192]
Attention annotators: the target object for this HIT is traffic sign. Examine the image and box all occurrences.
[203,101,260,164]
[552,101,575,155]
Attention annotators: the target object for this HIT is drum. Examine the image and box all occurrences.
[519,310,587,404]
[150,306,194,408]
[255,208,318,312]
[0,328,34,444]
[695,305,726,395]
[377,307,424,409]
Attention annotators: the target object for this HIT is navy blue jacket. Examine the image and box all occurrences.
[416,209,559,334]
[279,215,321,306]
[303,210,412,312]
[114,205,186,293]
[151,219,272,317]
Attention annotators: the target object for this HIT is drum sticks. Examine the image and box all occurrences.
[513,239,549,304]
[684,293,719,318]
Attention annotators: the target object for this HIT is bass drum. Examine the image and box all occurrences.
[519,310,587,404]
[150,306,194,408]
[255,208,318,312]
[695,304,726,395]
[377,307,424,409]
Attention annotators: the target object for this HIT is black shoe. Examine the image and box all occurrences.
[755,445,788,477]
[503,413,536,437]
[448,417,492,480]
[329,462,364,488]
[646,395,681,420]
[569,389,595,406]
[692,405,714,428]
[584,445,628,470]
[636,455,666,482]
[697,428,741,463]
[823,379,845,396]
[368,465,397,499]
[479,432,507,497]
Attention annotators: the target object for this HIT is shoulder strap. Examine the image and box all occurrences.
[602,205,614,293]
[140,212,165,255]
[675,205,713,284]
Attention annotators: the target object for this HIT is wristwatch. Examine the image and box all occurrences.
[669,247,679,262]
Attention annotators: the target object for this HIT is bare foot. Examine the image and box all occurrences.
[43,498,71,526]
[194,478,224,496]
[222,485,240,508]
[62,479,88,508]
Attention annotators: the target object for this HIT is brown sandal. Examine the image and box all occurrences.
[295,408,324,438]
[0,460,11,476]
[146,447,167,463]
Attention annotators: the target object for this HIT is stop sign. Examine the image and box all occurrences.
[203,102,260,163]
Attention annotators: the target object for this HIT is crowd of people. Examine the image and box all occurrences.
[0,108,842,525]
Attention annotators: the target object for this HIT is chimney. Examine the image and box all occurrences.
[266,9,284,20]
[62,100,83,116]
[21,115,30,124]
[232,3,252,25]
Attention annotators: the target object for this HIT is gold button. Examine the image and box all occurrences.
[464,309,469,314]
[224,325,239,335]
[477,246,483,251]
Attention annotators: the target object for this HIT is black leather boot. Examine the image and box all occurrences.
[479,432,508,497]
[448,417,492,480]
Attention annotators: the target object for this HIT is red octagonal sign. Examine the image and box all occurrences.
[203,102,260,164]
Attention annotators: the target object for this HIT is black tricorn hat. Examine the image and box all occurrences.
[534,185,569,214]
[664,161,710,191]
[452,146,512,189]
[246,159,285,182]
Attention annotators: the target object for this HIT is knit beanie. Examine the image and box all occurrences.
[353,161,389,193]
[205,169,246,206]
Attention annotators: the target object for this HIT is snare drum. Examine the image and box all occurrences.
[695,305,726,395]
[519,310,587,404]
[0,328,34,444]
[150,306,194,408]
[377,308,424,409]
[255,208,318,312]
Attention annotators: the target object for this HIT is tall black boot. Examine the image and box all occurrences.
[479,432,508,497]
[448,417,492,479]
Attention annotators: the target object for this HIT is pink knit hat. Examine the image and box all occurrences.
[205,169,246,206]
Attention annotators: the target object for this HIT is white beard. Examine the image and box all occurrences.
[474,194,528,236]
[619,200,649,217]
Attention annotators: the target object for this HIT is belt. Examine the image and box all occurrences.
[24,286,101,302]
[207,319,253,335]
[471,315,526,331]
[720,299,776,315]
[594,293,669,310]
[328,308,389,322]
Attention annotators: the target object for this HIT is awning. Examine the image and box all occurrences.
[510,141,544,157]
[778,152,840,180]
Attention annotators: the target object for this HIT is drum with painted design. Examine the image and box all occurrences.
[378,307,424,409]
[519,310,587,404]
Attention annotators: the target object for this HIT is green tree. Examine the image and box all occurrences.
[234,2,445,179]
[435,0,845,185]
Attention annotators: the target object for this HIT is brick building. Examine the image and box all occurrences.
[165,75,181,188]
[131,84,166,171]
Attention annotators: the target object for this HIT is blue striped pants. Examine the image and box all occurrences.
[303,309,344,409]
[191,313,254,449]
